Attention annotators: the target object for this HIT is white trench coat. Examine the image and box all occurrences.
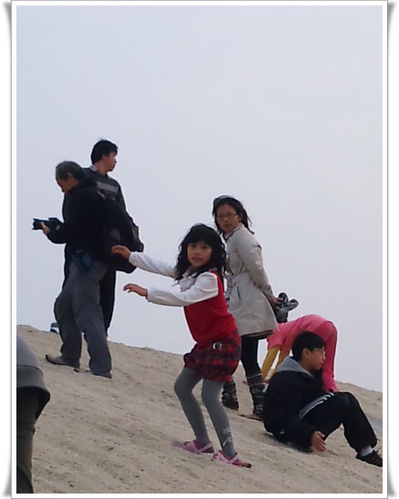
[224,223,277,336]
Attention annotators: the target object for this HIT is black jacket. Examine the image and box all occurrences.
[83,167,138,226]
[262,357,327,449]
[47,176,106,260]
[84,167,126,205]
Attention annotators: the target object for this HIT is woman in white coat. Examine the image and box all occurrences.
[213,195,280,419]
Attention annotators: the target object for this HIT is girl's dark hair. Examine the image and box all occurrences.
[212,195,253,234]
[175,224,227,281]
[292,332,326,361]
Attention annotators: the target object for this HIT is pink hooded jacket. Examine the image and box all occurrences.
[267,314,338,392]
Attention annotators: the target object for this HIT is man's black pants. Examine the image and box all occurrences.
[300,391,377,453]
[63,260,116,333]
[99,267,116,333]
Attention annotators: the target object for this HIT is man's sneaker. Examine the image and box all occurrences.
[45,354,80,369]
[356,450,382,467]
[49,322,60,334]
[90,369,112,379]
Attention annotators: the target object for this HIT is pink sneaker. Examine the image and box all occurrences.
[211,450,252,468]
[172,439,214,454]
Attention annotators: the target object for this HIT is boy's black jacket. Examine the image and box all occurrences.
[262,357,326,449]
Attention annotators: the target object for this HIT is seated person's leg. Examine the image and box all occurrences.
[301,392,378,455]
[300,392,347,438]
[17,388,41,493]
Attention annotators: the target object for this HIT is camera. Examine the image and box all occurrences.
[32,217,60,231]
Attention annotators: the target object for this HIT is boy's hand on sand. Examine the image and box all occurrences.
[311,431,326,452]
[123,283,148,298]
[112,245,131,259]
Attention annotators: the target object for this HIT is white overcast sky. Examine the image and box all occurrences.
[14,2,390,396]
[13,1,387,395]
[2,0,399,493]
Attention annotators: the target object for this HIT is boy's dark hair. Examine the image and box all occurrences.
[91,139,118,164]
[292,332,326,361]
[55,161,85,181]
[212,195,253,234]
[175,224,227,281]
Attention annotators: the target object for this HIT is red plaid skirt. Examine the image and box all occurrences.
[183,330,241,382]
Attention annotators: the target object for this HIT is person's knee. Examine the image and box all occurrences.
[174,378,186,400]
[201,388,218,410]
[76,315,105,337]
[54,293,69,320]
[54,297,62,320]
[333,391,351,412]
[340,391,361,409]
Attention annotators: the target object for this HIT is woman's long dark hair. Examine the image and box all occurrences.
[175,224,227,281]
[212,195,253,234]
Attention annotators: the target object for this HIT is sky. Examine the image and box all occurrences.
[13,0,386,394]
[2,0,397,494]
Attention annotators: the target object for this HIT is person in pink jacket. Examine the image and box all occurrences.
[261,314,338,392]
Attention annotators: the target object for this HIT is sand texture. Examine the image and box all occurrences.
[17,325,383,495]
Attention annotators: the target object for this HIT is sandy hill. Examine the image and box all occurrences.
[17,325,384,495]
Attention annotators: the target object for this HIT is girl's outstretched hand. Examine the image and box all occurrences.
[112,245,131,260]
[123,283,148,298]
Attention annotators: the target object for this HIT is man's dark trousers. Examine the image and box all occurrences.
[300,392,377,453]
[54,259,112,375]
[62,259,116,334]
[99,267,116,333]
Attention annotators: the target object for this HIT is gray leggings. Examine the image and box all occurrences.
[174,367,236,458]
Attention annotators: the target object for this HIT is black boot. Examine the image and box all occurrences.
[222,380,239,410]
[247,373,265,419]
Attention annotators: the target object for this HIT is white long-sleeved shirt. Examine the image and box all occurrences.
[128,252,219,306]
[127,251,237,346]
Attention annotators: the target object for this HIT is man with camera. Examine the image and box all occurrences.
[54,139,142,336]
[39,161,112,379]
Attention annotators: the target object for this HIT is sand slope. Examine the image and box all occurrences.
[17,325,384,495]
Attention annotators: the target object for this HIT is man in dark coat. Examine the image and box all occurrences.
[59,139,142,334]
[42,161,112,378]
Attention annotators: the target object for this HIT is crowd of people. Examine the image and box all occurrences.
[17,138,382,492]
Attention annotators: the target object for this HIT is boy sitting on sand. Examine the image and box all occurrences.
[262,332,382,467]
